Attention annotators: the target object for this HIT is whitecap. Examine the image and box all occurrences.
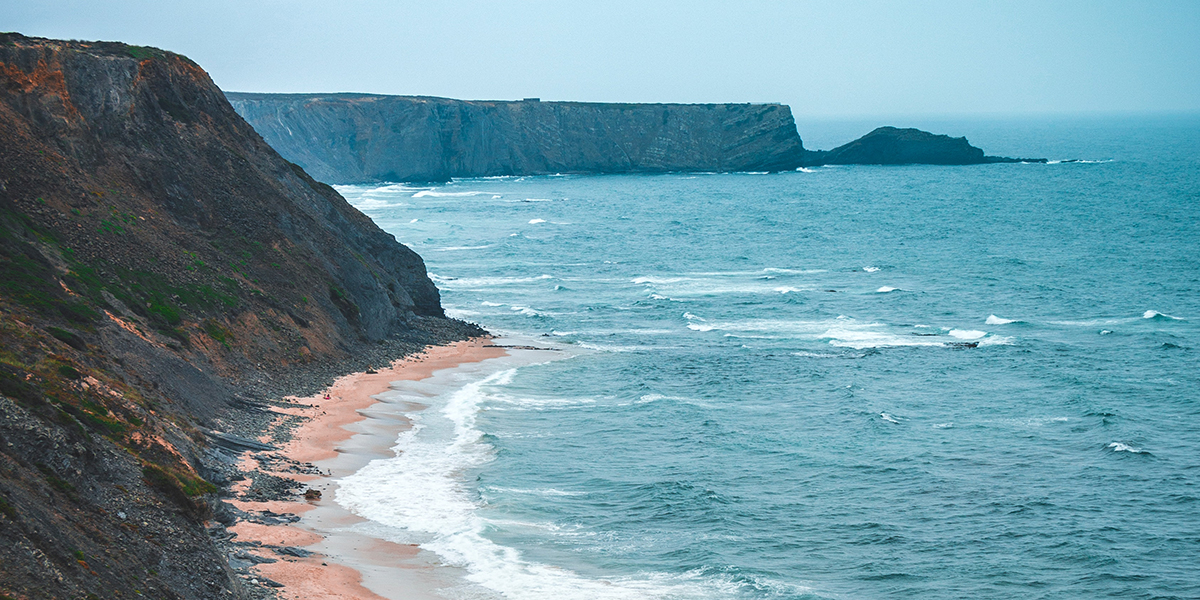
[774,286,804,294]
[977,335,1015,347]
[1108,442,1144,453]
[434,245,493,252]
[876,286,898,293]
[1143,310,1183,320]
[687,323,716,332]
[480,301,504,307]
[949,329,986,340]
[682,312,705,321]
[880,412,901,424]
[411,190,492,198]
[576,342,654,353]
[863,266,880,273]
[430,273,553,288]
[410,218,419,223]
[986,315,1018,325]
[761,267,826,274]
[481,486,588,497]
[528,218,547,224]
[932,423,954,429]
[443,308,481,319]
[510,306,543,317]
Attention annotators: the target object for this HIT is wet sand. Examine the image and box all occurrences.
[228,338,507,600]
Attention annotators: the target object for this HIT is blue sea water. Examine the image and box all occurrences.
[336,115,1200,600]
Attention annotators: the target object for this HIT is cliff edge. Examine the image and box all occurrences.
[226,93,810,183]
[0,33,478,599]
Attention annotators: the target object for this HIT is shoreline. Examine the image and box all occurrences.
[224,338,507,600]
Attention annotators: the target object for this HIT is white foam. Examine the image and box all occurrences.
[977,335,1015,347]
[412,190,492,198]
[876,286,898,293]
[430,273,553,288]
[880,412,901,424]
[932,423,954,429]
[480,301,504,307]
[481,486,588,497]
[986,315,1018,325]
[1143,310,1183,320]
[528,218,547,224]
[510,306,543,317]
[761,267,826,274]
[863,266,880,273]
[1108,442,1144,453]
[824,325,944,349]
[682,312,705,322]
[774,286,804,294]
[949,329,986,340]
[410,218,419,223]
[434,245,493,252]
[576,342,655,353]
[686,323,715,332]
[443,308,481,319]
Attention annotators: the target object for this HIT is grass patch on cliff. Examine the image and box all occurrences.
[203,320,232,347]
[0,494,16,519]
[63,261,239,333]
[142,464,216,513]
[0,217,100,324]
[329,284,359,324]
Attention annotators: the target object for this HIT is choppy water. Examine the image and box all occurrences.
[335,116,1200,600]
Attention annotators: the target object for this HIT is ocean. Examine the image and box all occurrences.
[333,115,1200,600]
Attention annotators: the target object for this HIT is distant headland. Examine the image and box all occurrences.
[226,92,1045,183]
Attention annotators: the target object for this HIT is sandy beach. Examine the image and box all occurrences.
[225,338,507,600]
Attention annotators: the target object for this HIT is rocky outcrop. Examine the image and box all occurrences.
[806,126,1045,166]
[0,33,479,599]
[226,93,810,182]
[229,94,1046,181]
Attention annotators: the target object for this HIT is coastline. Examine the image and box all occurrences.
[225,338,507,600]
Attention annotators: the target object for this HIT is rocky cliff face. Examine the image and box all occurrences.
[0,33,478,599]
[227,93,810,183]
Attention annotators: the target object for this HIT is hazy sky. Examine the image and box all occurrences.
[4,1,1199,117]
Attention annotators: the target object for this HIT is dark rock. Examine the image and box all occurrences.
[275,546,312,558]
[807,126,1045,166]
[227,93,809,182]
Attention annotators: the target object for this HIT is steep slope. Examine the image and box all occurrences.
[227,93,810,182]
[0,33,479,600]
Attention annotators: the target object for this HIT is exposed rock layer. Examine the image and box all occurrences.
[228,94,1042,183]
[227,93,810,182]
[0,33,478,599]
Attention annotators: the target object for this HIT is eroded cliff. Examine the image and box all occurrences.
[0,33,478,599]
[227,93,810,183]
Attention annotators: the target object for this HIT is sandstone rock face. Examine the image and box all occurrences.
[226,93,810,182]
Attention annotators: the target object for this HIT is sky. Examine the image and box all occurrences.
[3,0,1199,118]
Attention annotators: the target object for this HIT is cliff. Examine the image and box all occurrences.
[226,93,810,182]
[806,126,1045,166]
[0,33,478,599]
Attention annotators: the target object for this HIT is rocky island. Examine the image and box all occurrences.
[228,93,1042,183]
[0,33,479,599]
